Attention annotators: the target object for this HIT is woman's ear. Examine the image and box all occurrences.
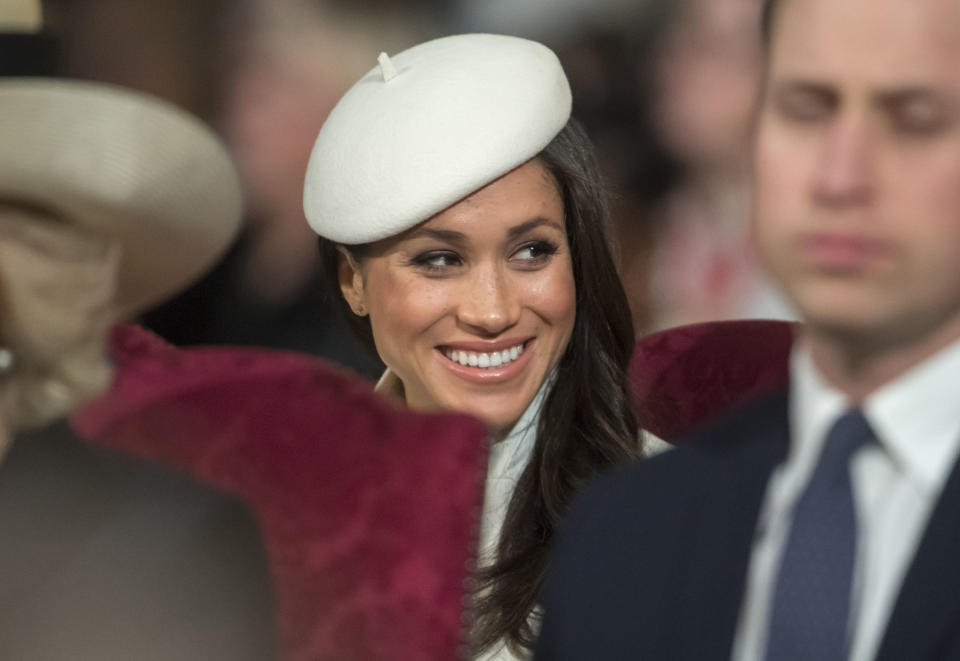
[336,246,368,317]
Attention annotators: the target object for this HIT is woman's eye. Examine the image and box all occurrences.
[512,240,559,264]
[410,251,462,271]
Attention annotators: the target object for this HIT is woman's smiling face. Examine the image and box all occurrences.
[339,159,576,437]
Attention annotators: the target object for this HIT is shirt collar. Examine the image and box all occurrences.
[792,336,960,494]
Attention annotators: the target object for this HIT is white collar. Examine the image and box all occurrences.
[478,377,551,562]
[791,336,960,495]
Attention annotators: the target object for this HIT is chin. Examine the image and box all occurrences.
[470,406,525,434]
[445,395,523,435]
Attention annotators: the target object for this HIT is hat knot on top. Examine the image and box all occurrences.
[303,33,573,244]
[377,52,399,83]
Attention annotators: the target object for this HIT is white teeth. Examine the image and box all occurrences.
[442,342,526,370]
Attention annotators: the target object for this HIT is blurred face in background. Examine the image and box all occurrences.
[654,0,763,171]
[339,160,576,438]
[753,0,960,354]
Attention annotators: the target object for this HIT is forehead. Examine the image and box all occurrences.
[769,0,960,89]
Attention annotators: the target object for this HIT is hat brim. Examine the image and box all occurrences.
[0,79,243,317]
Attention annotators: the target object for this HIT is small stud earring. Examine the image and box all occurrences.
[353,303,367,317]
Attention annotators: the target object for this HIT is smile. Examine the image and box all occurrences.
[442,342,526,369]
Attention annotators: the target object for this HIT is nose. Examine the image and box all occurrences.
[456,263,520,336]
[812,115,874,208]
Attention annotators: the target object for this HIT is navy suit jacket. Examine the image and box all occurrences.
[535,389,960,660]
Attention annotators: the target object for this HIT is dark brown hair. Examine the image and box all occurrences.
[761,0,782,47]
[318,119,641,655]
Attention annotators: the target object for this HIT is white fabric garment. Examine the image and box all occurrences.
[732,337,960,661]
[473,381,548,661]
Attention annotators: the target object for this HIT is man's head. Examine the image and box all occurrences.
[753,0,960,358]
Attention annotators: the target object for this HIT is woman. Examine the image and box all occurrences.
[304,34,642,658]
[0,71,274,657]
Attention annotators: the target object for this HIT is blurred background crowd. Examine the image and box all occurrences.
[40,0,794,379]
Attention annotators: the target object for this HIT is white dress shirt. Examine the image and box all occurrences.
[732,337,960,661]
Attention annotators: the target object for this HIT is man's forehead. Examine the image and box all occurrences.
[767,0,960,89]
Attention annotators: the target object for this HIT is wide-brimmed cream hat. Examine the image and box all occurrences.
[0,0,242,317]
[0,79,243,317]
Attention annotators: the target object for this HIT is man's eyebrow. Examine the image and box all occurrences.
[874,86,956,107]
[770,78,835,97]
[506,217,564,240]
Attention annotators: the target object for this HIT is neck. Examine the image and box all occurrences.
[805,316,960,404]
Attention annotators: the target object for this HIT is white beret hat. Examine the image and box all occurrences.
[0,78,243,317]
[303,33,572,244]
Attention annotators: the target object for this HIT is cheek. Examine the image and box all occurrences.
[365,272,452,351]
[752,128,808,252]
[909,160,960,234]
[885,151,960,265]
[525,262,577,332]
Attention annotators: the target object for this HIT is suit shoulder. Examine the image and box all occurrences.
[558,388,789,545]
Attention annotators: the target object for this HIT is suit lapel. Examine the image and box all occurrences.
[674,390,791,660]
[876,452,960,661]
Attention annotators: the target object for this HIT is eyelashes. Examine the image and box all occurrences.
[515,240,560,262]
[408,251,461,271]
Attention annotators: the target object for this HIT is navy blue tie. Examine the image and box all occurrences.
[764,409,874,661]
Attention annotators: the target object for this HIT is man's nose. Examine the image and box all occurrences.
[812,116,875,208]
[456,265,520,335]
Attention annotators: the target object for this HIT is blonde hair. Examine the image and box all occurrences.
[0,203,120,431]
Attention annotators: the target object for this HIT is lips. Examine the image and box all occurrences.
[799,233,891,270]
[442,342,525,369]
[435,338,534,382]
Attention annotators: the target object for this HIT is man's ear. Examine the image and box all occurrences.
[336,246,367,317]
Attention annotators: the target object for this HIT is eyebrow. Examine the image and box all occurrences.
[410,228,467,242]
[770,79,835,98]
[506,217,564,240]
[407,217,564,243]
[773,79,956,107]
[875,86,956,109]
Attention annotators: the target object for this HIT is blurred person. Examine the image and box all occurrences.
[646,0,792,330]
[38,0,423,374]
[144,0,436,377]
[305,34,646,659]
[550,23,680,333]
[0,3,273,658]
[537,0,960,658]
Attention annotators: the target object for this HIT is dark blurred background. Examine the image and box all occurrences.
[39,0,792,381]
